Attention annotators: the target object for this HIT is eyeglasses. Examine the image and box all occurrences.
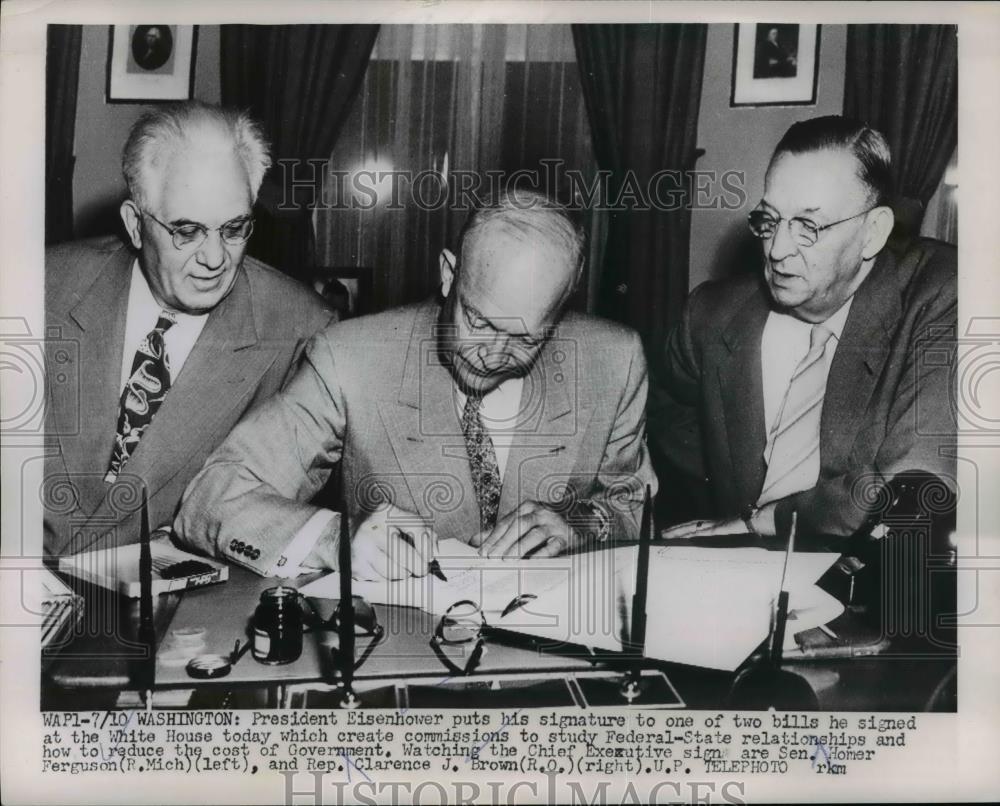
[141,209,254,251]
[429,594,537,676]
[747,205,878,247]
[430,599,488,676]
[459,296,548,352]
[304,595,385,673]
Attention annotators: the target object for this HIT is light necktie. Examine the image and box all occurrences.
[757,323,834,506]
[461,394,502,533]
[105,313,175,483]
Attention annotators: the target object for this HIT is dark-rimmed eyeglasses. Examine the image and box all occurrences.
[142,209,254,251]
[747,205,877,247]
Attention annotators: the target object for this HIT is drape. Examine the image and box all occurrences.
[573,24,707,343]
[314,25,598,313]
[844,25,958,235]
[46,25,82,245]
[220,24,379,281]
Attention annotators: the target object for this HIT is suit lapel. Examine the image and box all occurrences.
[109,266,274,504]
[498,327,590,517]
[821,254,901,469]
[55,247,132,495]
[376,303,481,540]
[716,287,770,506]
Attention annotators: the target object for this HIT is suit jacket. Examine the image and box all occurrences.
[43,236,332,558]
[175,299,656,575]
[648,236,957,539]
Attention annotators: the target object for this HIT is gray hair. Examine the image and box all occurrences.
[458,188,586,286]
[122,100,271,209]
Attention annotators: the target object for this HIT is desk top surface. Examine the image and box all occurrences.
[46,564,956,711]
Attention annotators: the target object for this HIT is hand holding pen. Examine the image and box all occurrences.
[351,504,447,581]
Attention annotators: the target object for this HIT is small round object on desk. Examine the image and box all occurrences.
[185,654,233,679]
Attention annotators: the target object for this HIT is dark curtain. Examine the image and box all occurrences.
[46,25,82,245]
[573,24,707,343]
[844,25,958,237]
[220,25,379,281]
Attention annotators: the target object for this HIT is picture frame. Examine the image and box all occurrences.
[312,267,374,320]
[730,23,820,107]
[106,25,197,103]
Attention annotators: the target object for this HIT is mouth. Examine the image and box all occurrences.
[189,273,226,288]
[768,265,801,283]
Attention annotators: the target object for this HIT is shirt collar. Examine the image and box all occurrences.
[129,260,208,325]
[769,295,854,342]
[821,296,853,342]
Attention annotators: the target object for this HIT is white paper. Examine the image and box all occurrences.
[300,541,840,669]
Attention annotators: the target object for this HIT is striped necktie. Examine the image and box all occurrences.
[461,394,502,533]
[757,323,834,506]
[105,313,175,483]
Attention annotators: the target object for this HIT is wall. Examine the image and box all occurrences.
[688,24,847,289]
[72,25,220,238]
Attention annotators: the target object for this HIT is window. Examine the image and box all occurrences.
[315,25,599,313]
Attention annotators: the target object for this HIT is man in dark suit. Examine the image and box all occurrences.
[649,115,957,542]
[175,189,655,579]
[44,101,331,560]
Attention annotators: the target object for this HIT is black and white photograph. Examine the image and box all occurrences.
[107,24,196,102]
[732,22,820,106]
[2,2,998,805]
[752,24,799,79]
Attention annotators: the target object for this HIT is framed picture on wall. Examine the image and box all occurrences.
[106,25,197,103]
[731,23,820,107]
[312,267,374,320]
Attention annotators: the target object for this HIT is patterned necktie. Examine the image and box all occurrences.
[461,394,502,533]
[105,313,175,483]
[757,324,834,506]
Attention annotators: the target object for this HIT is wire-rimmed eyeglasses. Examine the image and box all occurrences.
[747,205,877,247]
[429,594,537,676]
[304,595,385,674]
[142,209,254,251]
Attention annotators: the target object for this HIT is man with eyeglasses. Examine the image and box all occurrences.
[649,115,956,542]
[44,101,331,559]
[175,188,655,578]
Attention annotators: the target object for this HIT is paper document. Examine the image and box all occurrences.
[300,538,575,615]
[639,545,841,670]
[299,540,841,671]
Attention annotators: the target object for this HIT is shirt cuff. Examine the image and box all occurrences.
[266,508,337,578]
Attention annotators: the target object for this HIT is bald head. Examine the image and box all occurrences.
[438,189,584,395]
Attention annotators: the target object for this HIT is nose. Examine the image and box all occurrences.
[196,230,227,272]
[767,218,798,264]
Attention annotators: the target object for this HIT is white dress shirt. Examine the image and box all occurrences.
[760,298,853,464]
[119,261,208,391]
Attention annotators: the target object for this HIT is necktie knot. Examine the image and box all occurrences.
[809,323,833,354]
[155,313,176,334]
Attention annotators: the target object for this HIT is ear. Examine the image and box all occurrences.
[861,205,894,260]
[120,201,143,250]
[439,248,457,297]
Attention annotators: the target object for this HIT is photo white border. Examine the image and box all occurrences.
[2,2,998,804]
